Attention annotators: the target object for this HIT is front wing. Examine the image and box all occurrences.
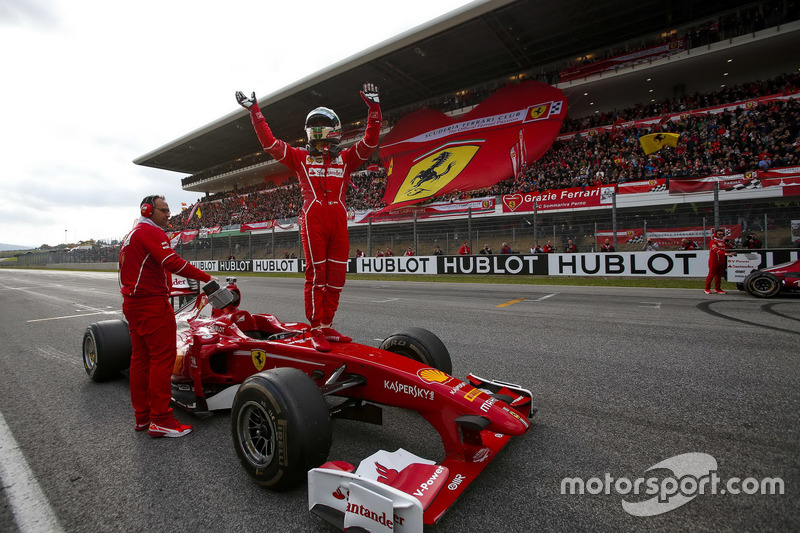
[308,374,534,531]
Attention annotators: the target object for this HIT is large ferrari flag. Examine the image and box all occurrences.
[378,81,567,211]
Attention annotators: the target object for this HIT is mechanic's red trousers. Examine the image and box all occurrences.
[705,261,726,290]
[301,202,349,328]
[122,296,177,425]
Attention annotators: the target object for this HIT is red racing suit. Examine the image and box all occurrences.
[119,218,211,424]
[705,236,730,290]
[247,101,381,327]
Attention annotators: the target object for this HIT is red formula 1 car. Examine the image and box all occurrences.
[82,278,534,532]
[740,258,800,298]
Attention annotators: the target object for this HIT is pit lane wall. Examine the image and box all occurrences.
[190,249,798,278]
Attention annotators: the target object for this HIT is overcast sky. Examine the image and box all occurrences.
[0,0,475,248]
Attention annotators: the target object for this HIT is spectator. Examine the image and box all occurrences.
[644,239,659,251]
[385,248,394,257]
[500,242,512,254]
[530,243,543,253]
[459,241,471,255]
[542,240,555,253]
[480,244,493,254]
[433,245,443,255]
[680,238,700,250]
[565,239,578,252]
[744,233,762,249]
[599,238,615,252]
[404,247,414,256]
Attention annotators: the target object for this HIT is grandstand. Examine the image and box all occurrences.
[134,0,800,258]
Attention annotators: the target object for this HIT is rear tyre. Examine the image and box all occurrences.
[745,271,782,298]
[231,368,331,490]
[379,327,452,374]
[82,320,132,382]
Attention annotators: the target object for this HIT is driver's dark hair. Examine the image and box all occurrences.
[140,195,165,208]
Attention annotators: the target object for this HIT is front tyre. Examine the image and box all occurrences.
[379,327,452,374]
[82,320,132,382]
[231,368,331,490]
[745,271,782,298]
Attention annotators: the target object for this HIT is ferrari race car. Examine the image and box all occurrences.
[739,258,800,298]
[81,278,535,532]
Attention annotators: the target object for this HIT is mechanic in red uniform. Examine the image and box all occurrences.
[704,228,735,294]
[236,84,381,352]
[119,195,215,437]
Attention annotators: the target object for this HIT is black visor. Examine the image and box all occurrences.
[306,115,335,127]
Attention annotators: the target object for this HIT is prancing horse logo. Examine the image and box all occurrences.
[251,349,266,371]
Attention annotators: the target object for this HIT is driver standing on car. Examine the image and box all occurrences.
[236,83,381,352]
[119,195,216,438]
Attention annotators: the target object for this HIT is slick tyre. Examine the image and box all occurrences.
[379,327,452,374]
[745,271,782,298]
[231,368,331,491]
[82,320,132,382]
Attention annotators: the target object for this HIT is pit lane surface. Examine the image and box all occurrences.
[0,269,797,532]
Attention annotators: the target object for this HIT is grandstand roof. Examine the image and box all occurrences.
[135,0,797,193]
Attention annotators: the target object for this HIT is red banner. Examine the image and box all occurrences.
[501,185,615,212]
[617,178,667,194]
[240,220,295,232]
[168,230,198,246]
[379,81,566,212]
[668,166,800,194]
[760,166,800,187]
[596,225,742,246]
[353,197,495,223]
[559,40,685,82]
[669,173,758,194]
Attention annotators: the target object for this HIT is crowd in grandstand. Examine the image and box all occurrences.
[167,70,800,232]
[491,74,800,196]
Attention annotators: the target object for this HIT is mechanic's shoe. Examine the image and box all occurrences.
[714,289,727,294]
[704,289,712,294]
[310,330,331,352]
[321,327,352,343]
[148,419,192,438]
[135,412,150,431]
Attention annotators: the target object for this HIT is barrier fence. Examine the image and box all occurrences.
[11,196,799,267]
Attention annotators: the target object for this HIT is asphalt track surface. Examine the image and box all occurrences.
[0,269,797,532]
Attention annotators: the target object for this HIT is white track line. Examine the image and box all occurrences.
[26,310,120,323]
[533,293,557,301]
[0,410,64,532]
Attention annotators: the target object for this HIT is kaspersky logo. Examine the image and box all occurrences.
[392,143,480,203]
